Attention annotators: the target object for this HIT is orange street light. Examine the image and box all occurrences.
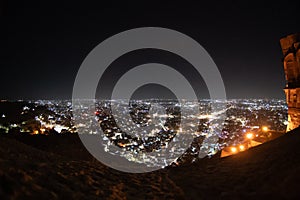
[231,147,237,153]
[239,145,245,151]
[262,126,269,132]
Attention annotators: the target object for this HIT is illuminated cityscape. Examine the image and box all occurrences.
[1,0,300,198]
[0,99,288,166]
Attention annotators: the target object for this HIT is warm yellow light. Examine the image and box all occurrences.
[33,130,39,134]
[118,143,127,147]
[239,145,245,151]
[231,147,237,153]
[246,133,254,139]
[45,124,54,129]
[262,126,268,132]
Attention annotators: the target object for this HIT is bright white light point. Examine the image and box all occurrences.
[246,133,254,139]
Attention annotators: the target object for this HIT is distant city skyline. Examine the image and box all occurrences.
[1,1,299,100]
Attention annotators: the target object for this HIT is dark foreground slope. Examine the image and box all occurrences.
[1,128,300,199]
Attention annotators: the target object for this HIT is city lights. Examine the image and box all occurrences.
[246,133,254,139]
[40,128,46,133]
[0,99,288,165]
[239,145,245,151]
[230,147,237,153]
[262,126,269,132]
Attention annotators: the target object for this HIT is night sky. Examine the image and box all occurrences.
[1,1,299,100]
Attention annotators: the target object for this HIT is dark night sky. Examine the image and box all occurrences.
[1,1,299,100]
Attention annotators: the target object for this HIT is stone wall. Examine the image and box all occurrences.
[280,33,300,131]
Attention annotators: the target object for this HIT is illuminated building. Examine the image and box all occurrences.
[280,33,300,131]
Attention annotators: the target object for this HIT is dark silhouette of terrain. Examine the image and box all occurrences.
[1,127,300,199]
